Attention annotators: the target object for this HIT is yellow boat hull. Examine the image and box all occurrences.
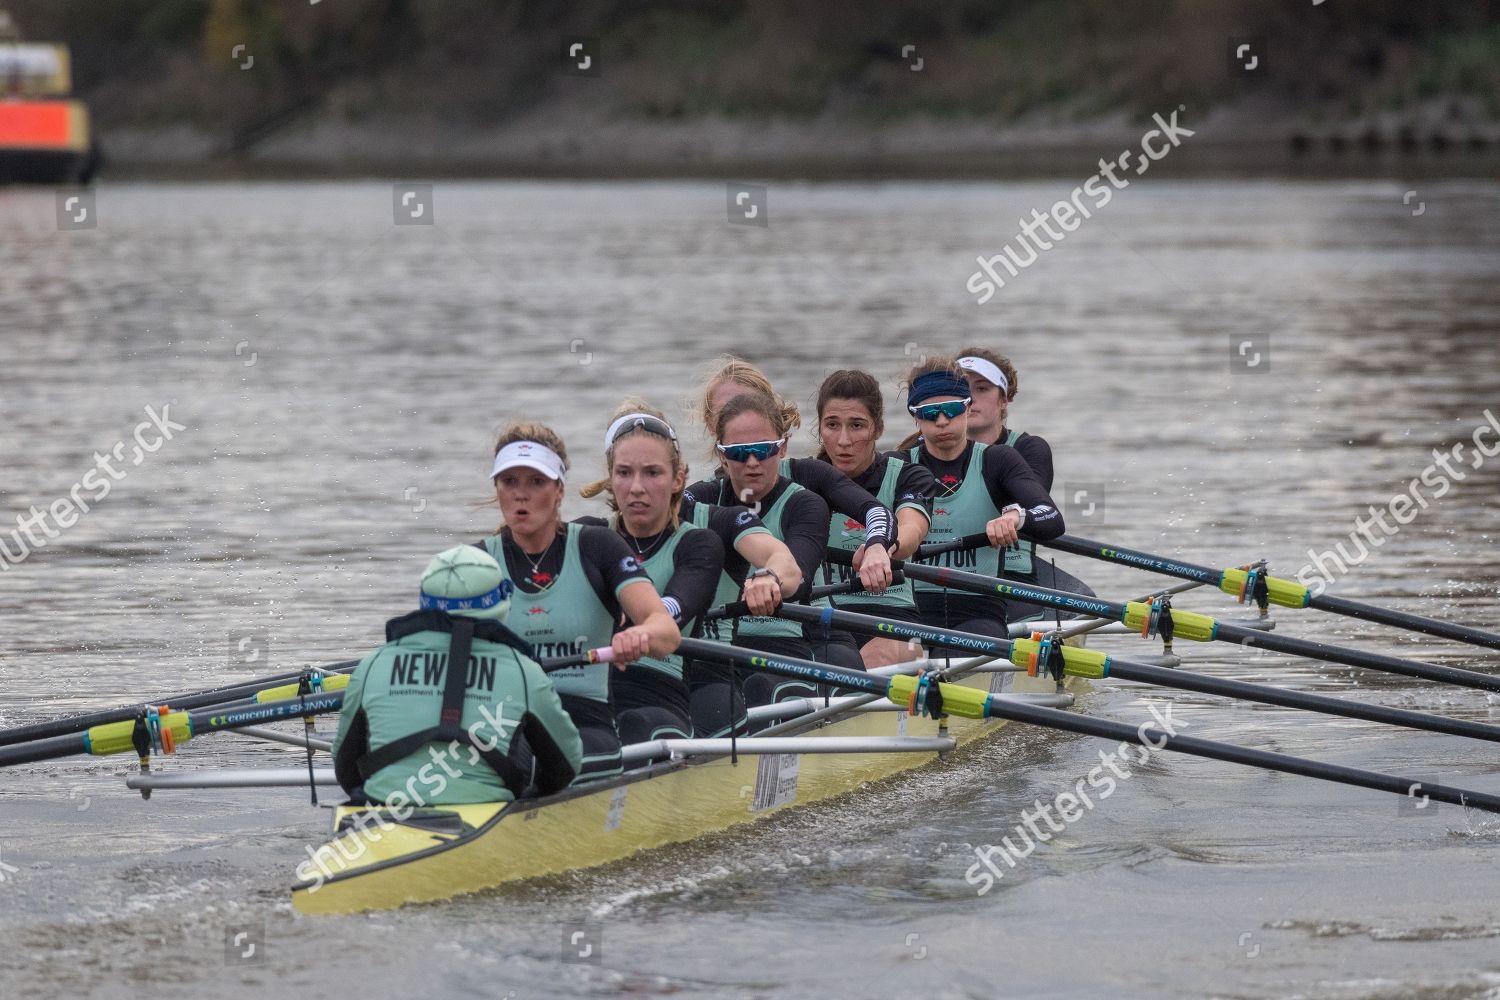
[292,669,1073,914]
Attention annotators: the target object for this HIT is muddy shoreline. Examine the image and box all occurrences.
[93,110,1500,181]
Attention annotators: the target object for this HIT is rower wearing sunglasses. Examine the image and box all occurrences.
[579,402,801,743]
[692,357,898,608]
[687,390,833,705]
[481,422,680,783]
[902,358,1065,638]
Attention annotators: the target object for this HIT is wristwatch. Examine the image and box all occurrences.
[747,566,782,588]
[1000,504,1026,527]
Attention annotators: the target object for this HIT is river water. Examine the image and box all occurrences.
[1,179,1498,999]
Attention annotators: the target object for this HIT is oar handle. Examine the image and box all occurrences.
[539,647,616,672]
[915,532,995,559]
[707,571,906,621]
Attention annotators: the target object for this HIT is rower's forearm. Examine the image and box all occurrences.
[767,551,803,596]
[1022,504,1065,540]
[893,515,928,559]
[645,612,682,658]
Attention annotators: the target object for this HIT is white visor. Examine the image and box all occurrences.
[490,440,566,481]
[958,356,1009,396]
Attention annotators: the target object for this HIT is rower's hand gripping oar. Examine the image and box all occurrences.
[704,571,907,622]
[848,549,1500,694]
[675,637,1500,814]
[1031,532,1500,652]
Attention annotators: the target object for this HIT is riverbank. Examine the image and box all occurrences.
[96,102,1500,181]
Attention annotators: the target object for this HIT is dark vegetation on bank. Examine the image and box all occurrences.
[9,0,1500,173]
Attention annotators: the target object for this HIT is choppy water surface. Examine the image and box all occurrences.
[1,180,1498,1000]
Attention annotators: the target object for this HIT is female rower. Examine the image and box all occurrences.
[686,390,834,703]
[956,347,1054,488]
[692,356,897,603]
[813,369,934,668]
[957,347,1055,583]
[902,358,1065,637]
[581,402,805,740]
[482,422,679,782]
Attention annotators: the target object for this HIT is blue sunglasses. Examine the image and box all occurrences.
[717,439,785,463]
[908,398,971,422]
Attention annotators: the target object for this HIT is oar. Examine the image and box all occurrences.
[0,647,614,768]
[704,572,907,622]
[0,690,347,768]
[765,603,1500,745]
[240,647,616,704]
[930,531,1500,652]
[676,637,1500,813]
[834,550,1500,694]
[0,659,362,749]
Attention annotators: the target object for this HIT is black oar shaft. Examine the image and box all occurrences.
[981,696,1500,813]
[0,659,361,749]
[1099,657,1500,743]
[677,637,884,697]
[187,692,344,734]
[0,692,346,768]
[0,732,88,767]
[680,633,1500,814]
[774,603,1500,745]
[1032,533,1223,585]
[1039,533,1500,652]
[1309,592,1500,652]
[887,557,1500,694]
[1212,621,1500,693]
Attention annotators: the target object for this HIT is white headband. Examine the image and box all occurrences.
[490,440,566,481]
[603,412,679,451]
[958,356,1009,395]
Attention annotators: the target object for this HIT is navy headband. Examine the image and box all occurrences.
[419,578,513,612]
[908,371,971,406]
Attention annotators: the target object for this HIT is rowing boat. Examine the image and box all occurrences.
[291,648,1080,915]
[12,530,1499,917]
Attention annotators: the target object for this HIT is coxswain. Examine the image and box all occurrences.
[813,369,934,667]
[331,545,583,805]
[902,358,1065,637]
[482,422,679,782]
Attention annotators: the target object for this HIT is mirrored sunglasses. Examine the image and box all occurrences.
[907,398,971,422]
[716,439,785,463]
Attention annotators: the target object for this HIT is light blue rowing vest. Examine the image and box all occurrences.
[817,458,917,609]
[483,523,617,704]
